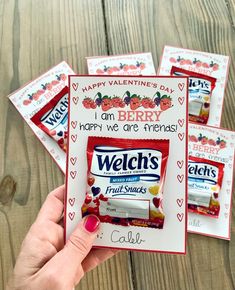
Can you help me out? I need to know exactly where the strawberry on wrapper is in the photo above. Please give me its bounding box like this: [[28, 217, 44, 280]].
[[188, 156, 225, 218], [171, 66, 216, 124], [82, 137, 170, 229], [31, 86, 69, 152]]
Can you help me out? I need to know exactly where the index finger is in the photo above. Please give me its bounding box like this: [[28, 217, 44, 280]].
[[36, 184, 65, 223]]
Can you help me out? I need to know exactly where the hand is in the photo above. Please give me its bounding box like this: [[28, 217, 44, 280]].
[[7, 185, 118, 290]]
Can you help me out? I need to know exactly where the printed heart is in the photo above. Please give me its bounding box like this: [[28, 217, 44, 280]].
[[70, 171, 77, 179], [178, 83, 185, 91], [177, 160, 184, 169], [71, 134, 77, 142], [176, 198, 183, 207], [225, 203, 229, 210], [69, 198, 75, 206], [178, 119, 184, 127], [229, 156, 233, 160], [72, 83, 78, 91], [229, 164, 232, 169], [70, 157, 77, 165], [91, 186, 101, 196], [224, 213, 228, 219], [177, 175, 184, 183], [55, 156, 60, 160], [227, 189, 230, 194], [71, 121, 77, 129], [42, 137, 46, 142], [72, 96, 79, 105], [227, 180, 231, 185], [50, 149, 55, 154], [57, 131, 63, 137], [230, 143, 234, 148], [231, 135, 235, 139], [178, 133, 185, 141], [177, 213, 184, 222], [68, 212, 75, 220], [178, 96, 185, 105]]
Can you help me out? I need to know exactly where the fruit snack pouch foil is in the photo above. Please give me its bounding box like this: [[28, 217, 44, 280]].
[[31, 86, 68, 152], [82, 137, 170, 228], [188, 156, 224, 218], [171, 66, 216, 124]]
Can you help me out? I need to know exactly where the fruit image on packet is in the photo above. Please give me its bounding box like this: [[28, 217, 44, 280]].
[[171, 66, 216, 124], [188, 156, 224, 218], [31, 86, 68, 152], [81, 137, 169, 229]]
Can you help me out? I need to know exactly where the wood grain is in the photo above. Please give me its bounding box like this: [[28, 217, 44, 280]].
[[0, 1, 132, 290], [104, 0, 235, 290], [0, 0, 234, 290]]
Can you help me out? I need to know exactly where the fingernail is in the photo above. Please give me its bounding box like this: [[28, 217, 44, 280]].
[[84, 215, 100, 233]]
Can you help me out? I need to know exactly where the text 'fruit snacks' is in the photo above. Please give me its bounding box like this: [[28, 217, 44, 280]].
[[31, 86, 68, 152], [171, 66, 216, 124], [188, 156, 224, 218], [81, 137, 169, 228]]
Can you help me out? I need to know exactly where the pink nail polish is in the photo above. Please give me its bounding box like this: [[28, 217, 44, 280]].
[[84, 215, 100, 233]]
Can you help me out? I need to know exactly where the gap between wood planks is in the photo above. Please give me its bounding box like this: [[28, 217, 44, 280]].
[[224, 0, 235, 30]]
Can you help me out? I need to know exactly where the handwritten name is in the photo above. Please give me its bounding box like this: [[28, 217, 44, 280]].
[[111, 230, 145, 245]]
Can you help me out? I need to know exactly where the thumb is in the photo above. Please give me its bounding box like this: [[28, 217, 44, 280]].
[[42, 215, 100, 286]]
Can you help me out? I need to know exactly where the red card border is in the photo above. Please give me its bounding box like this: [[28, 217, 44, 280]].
[[157, 45, 230, 127], [8, 61, 74, 174], [188, 122, 235, 240], [65, 74, 189, 255]]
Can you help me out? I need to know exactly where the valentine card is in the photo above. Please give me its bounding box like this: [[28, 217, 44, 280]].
[[87, 53, 156, 76], [66, 75, 188, 254], [188, 123, 234, 240], [158, 46, 230, 127], [8, 61, 75, 173]]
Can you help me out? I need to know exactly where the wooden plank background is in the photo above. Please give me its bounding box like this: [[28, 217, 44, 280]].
[[0, 0, 234, 289]]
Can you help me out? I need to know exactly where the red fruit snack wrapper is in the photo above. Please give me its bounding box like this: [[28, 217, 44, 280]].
[[31, 86, 68, 152], [82, 137, 170, 229], [188, 156, 224, 218], [171, 66, 216, 124]]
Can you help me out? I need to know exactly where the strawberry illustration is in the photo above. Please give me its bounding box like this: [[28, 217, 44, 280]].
[[96, 68, 104, 74], [169, 57, 177, 63], [202, 62, 209, 68], [219, 140, 226, 149], [129, 64, 137, 70], [112, 66, 120, 72], [160, 96, 172, 111], [60, 74, 67, 81], [23, 99, 32, 106], [37, 89, 45, 95], [189, 135, 198, 142], [123, 65, 129, 71], [111, 97, 122, 108], [51, 80, 59, 86], [46, 83, 53, 90], [119, 101, 125, 108], [107, 68, 114, 74], [90, 101, 97, 109], [186, 59, 193, 65], [32, 93, 40, 101], [196, 61, 202, 68], [179, 59, 186, 65], [130, 95, 141, 110], [101, 97, 112, 111], [213, 64, 219, 71], [148, 100, 156, 109], [201, 136, 208, 145], [82, 98, 92, 109], [208, 139, 216, 146], [141, 98, 150, 108]]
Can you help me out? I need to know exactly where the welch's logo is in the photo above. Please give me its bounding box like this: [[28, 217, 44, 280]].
[[188, 161, 218, 184], [91, 147, 162, 180], [41, 94, 68, 130]]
